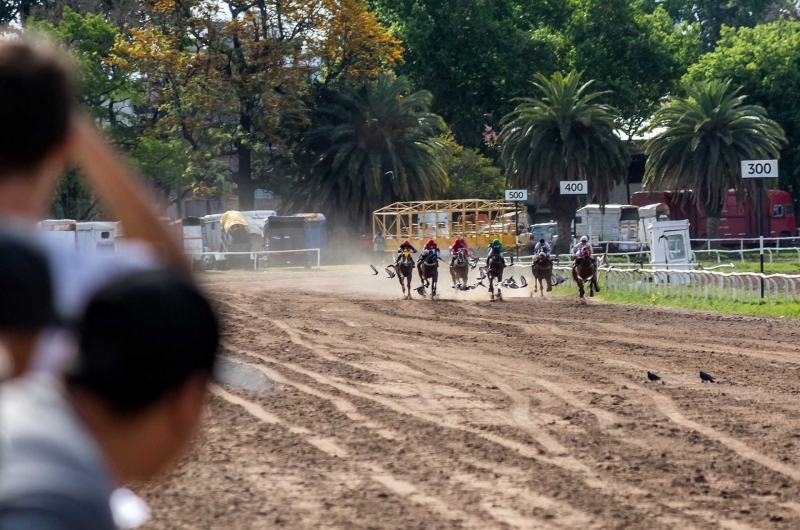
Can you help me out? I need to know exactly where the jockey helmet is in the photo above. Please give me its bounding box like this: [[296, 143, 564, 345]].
[[426, 238, 436, 246], [580, 236, 589, 243], [402, 239, 410, 245], [492, 238, 500, 245], [539, 238, 545, 244]]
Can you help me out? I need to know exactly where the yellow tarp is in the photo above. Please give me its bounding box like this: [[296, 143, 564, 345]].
[[220, 211, 248, 233]]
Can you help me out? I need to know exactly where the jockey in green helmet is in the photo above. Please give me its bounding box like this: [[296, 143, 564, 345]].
[[486, 238, 504, 265]]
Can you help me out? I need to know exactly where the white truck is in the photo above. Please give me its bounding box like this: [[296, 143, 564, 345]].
[[575, 204, 640, 251], [638, 203, 692, 271]]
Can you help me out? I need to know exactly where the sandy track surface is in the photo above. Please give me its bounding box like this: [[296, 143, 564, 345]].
[[141, 269, 800, 529]]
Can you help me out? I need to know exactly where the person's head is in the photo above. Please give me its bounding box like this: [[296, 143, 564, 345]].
[[402, 239, 409, 246], [66, 270, 219, 482], [0, 230, 57, 379], [427, 238, 435, 246], [0, 39, 77, 220], [492, 238, 500, 246], [580, 236, 589, 244], [539, 238, 545, 245]]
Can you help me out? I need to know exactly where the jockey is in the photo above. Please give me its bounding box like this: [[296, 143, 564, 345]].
[[486, 238, 504, 265], [533, 238, 551, 265], [418, 238, 440, 264], [571, 236, 594, 266], [395, 239, 417, 265], [449, 237, 469, 264]]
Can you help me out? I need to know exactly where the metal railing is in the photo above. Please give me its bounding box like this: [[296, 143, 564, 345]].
[[186, 248, 321, 270]]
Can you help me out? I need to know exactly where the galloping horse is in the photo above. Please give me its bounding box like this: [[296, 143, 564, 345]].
[[450, 248, 470, 290], [486, 252, 506, 301], [418, 252, 439, 298], [531, 250, 553, 297], [572, 246, 599, 299], [393, 249, 415, 299]]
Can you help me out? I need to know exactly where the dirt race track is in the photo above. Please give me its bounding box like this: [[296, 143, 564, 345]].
[[140, 268, 800, 529]]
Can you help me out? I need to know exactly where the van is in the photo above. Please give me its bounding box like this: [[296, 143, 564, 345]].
[[575, 204, 640, 251]]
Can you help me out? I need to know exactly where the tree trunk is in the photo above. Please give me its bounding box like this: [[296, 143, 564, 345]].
[[235, 111, 255, 211], [550, 193, 577, 255], [706, 216, 721, 249]]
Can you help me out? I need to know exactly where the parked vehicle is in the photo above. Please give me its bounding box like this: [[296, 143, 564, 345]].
[[574, 204, 640, 251], [631, 190, 797, 243], [263, 213, 326, 267], [37, 219, 77, 249], [76, 222, 117, 255]]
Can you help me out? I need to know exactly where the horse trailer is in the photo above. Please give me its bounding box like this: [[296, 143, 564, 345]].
[[574, 204, 640, 251], [263, 213, 326, 267], [76, 222, 117, 255]]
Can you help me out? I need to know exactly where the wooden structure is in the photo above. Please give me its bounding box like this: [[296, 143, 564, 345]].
[[372, 199, 527, 252]]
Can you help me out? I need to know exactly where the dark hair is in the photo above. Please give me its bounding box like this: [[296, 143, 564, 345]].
[[0, 229, 57, 330], [0, 40, 76, 178], [67, 270, 219, 415]]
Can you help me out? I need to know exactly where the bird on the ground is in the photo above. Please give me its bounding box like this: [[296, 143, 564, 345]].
[[647, 371, 661, 382], [520, 276, 528, 288], [700, 371, 715, 383], [370, 264, 379, 275]]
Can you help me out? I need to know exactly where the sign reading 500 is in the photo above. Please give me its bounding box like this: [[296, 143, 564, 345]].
[[504, 189, 528, 201], [559, 180, 588, 195]]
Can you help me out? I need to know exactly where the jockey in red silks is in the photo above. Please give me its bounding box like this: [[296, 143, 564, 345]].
[[571, 236, 595, 267], [419, 238, 440, 264], [449, 237, 469, 264]]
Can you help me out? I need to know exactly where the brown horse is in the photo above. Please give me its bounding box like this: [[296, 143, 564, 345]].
[[418, 252, 439, 298], [450, 248, 470, 290], [486, 252, 506, 301], [531, 250, 553, 297], [392, 249, 415, 299], [456, 213, 490, 225], [572, 246, 599, 299]]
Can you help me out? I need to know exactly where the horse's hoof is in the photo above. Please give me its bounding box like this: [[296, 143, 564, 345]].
[[589, 291, 594, 298], [547, 287, 552, 292]]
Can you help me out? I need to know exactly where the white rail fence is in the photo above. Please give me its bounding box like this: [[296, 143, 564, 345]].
[[512, 262, 800, 305], [187, 249, 321, 270]]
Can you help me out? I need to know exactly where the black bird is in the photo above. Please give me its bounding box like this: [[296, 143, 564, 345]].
[[700, 371, 715, 383], [415, 286, 426, 296], [370, 264, 379, 275], [520, 276, 528, 288], [647, 371, 661, 382]]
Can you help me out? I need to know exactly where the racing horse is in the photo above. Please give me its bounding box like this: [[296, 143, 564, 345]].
[[486, 252, 506, 301], [393, 249, 415, 299], [531, 250, 553, 297], [450, 248, 470, 290], [572, 246, 599, 299], [418, 251, 439, 298]]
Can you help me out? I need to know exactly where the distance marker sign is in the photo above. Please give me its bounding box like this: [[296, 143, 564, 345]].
[[741, 160, 778, 179], [560, 181, 587, 194], [504, 189, 528, 202]]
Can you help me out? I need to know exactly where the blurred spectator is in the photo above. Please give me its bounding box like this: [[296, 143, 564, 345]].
[[0, 231, 57, 380], [0, 38, 189, 374], [0, 269, 219, 529]]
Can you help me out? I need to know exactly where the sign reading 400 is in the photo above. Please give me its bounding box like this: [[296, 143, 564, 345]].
[[560, 180, 588, 195]]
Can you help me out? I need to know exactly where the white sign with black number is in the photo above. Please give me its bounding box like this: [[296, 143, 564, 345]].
[[504, 189, 528, 202], [741, 160, 778, 179], [560, 180, 588, 195]]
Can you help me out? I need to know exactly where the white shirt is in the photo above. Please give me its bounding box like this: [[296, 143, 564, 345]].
[[572, 242, 592, 257]]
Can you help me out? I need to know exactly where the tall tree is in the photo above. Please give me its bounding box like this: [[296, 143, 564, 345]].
[[369, 0, 565, 148], [644, 79, 786, 243], [642, 0, 783, 49], [498, 71, 628, 253], [685, 20, 800, 199], [113, 0, 403, 210], [296, 74, 447, 226], [437, 135, 505, 200]]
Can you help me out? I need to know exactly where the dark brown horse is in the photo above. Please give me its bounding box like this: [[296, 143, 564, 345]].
[[418, 251, 439, 298], [393, 249, 415, 299], [572, 246, 599, 299], [486, 252, 505, 301], [450, 248, 470, 290], [531, 250, 553, 297]]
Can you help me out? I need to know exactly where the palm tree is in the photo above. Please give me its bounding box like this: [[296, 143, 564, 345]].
[[298, 74, 448, 226], [498, 71, 628, 253], [644, 79, 786, 244]]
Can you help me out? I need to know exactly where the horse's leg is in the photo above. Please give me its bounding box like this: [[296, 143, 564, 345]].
[[489, 276, 494, 300], [546, 272, 552, 292]]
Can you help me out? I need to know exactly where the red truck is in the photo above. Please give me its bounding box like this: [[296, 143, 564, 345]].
[[631, 190, 797, 242]]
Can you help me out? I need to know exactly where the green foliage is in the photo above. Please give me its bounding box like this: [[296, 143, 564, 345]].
[[565, 0, 701, 134], [685, 20, 800, 196], [643, 0, 781, 49], [297, 74, 448, 224], [437, 135, 504, 200], [499, 71, 628, 251], [644, 79, 786, 226], [369, 0, 565, 147]]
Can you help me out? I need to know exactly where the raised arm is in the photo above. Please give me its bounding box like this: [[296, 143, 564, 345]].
[[70, 119, 189, 276]]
